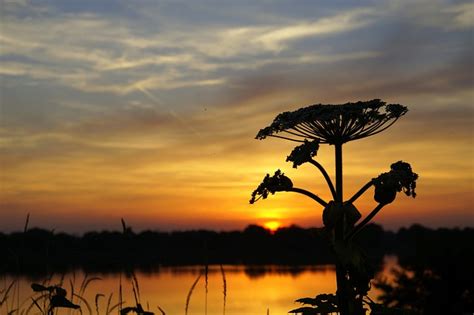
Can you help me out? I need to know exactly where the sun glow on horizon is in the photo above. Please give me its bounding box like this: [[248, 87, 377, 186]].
[[263, 220, 282, 232]]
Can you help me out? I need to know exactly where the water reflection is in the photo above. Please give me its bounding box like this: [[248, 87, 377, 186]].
[[1, 263, 392, 315]]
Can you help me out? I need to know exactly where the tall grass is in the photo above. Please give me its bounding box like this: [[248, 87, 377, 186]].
[[184, 272, 201, 315], [0, 280, 16, 314], [2, 264, 236, 315], [220, 264, 226, 315], [157, 305, 166, 315]]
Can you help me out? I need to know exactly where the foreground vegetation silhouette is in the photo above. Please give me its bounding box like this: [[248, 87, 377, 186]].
[[375, 225, 474, 315], [250, 99, 418, 315]]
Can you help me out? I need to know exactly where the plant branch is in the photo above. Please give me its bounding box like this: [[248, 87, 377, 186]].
[[287, 187, 328, 207], [345, 203, 386, 241], [269, 134, 305, 143], [308, 159, 337, 200], [348, 180, 374, 204]]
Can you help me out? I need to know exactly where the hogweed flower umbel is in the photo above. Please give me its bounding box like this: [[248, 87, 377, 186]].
[[373, 161, 418, 205], [250, 170, 293, 204], [256, 99, 407, 144], [286, 139, 320, 168]]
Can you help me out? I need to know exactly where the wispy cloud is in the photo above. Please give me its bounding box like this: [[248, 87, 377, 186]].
[[0, 4, 383, 94], [443, 2, 474, 29], [254, 8, 376, 51], [385, 0, 474, 30]]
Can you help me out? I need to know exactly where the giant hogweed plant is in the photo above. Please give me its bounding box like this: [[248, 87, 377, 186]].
[[250, 100, 418, 315]]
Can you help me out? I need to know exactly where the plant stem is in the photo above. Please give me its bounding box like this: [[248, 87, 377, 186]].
[[334, 143, 349, 315], [287, 187, 328, 207], [348, 180, 374, 204], [335, 144, 343, 204], [308, 159, 337, 200], [346, 203, 385, 241]]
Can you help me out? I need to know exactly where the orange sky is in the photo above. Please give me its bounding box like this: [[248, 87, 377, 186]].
[[0, 1, 473, 233]]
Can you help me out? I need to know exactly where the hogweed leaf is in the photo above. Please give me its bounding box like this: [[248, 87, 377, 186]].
[[50, 295, 80, 309], [31, 283, 48, 292]]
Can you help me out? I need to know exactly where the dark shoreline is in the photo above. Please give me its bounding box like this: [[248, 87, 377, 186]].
[[1, 224, 473, 276]]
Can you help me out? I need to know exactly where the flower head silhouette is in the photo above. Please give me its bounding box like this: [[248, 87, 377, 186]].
[[256, 99, 407, 144], [250, 170, 293, 204], [286, 139, 320, 168], [373, 161, 418, 205]]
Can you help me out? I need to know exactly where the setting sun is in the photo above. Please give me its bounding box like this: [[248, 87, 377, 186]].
[[263, 220, 282, 232]]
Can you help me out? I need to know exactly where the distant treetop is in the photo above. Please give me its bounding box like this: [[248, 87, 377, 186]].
[[256, 99, 408, 144]]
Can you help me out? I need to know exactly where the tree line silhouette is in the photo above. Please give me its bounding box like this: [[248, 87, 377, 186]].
[[1, 224, 472, 275]]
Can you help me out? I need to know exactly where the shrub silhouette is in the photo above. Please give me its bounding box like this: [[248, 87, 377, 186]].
[[250, 99, 418, 315], [375, 225, 474, 315]]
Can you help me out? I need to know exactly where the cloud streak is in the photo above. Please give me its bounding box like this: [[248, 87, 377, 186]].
[[0, 4, 382, 94]]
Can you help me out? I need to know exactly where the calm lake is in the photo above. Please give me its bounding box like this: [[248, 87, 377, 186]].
[[1, 257, 397, 315]]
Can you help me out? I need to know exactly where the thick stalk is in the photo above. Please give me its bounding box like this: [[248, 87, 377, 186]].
[[334, 143, 349, 315], [335, 144, 343, 204]]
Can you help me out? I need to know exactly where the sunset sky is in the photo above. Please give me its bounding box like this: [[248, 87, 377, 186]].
[[1, 0, 473, 233]]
